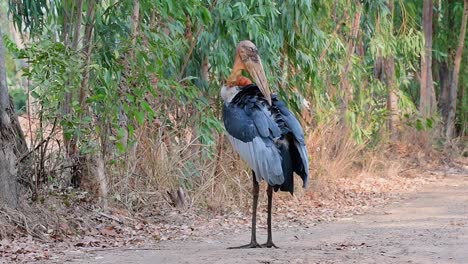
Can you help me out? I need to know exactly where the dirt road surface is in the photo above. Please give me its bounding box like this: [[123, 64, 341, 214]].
[[69, 172, 468, 264]]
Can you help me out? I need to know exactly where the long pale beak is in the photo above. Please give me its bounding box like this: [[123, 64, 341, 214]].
[[244, 57, 272, 105]]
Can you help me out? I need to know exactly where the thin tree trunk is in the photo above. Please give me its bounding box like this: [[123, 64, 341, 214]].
[[65, 0, 84, 187], [118, 0, 140, 150], [75, 0, 107, 207], [279, 44, 289, 91], [117, 0, 141, 199], [62, 5, 70, 46], [440, 0, 454, 124], [87, 1, 108, 208], [72, 0, 84, 51], [439, 61, 452, 121], [201, 55, 210, 83], [373, 54, 384, 80], [63, 0, 83, 144], [79, 0, 96, 107], [64, 0, 83, 161], [445, 0, 468, 140], [340, 2, 362, 118], [420, 0, 436, 117], [385, 56, 398, 139], [130, 0, 140, 49], [383, 0, 399, 139], [86, 148, 108, 209]]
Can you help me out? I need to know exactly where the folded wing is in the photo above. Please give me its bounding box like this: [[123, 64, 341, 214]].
[[223, 84, 309, 190]]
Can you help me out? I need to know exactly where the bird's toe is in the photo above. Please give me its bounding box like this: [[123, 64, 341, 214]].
[[261, 241, 278, 248], [227, 242, 262, 249]]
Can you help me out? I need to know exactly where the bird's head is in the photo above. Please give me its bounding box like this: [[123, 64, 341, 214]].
[[227, 40, 271, 105]]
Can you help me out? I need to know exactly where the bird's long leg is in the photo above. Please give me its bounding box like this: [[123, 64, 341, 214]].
[[228, 171, 261, 249], [262, 185, 278, 248]]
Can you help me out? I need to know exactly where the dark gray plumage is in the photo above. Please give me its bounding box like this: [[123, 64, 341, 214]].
[[223, 84, 309, 193]]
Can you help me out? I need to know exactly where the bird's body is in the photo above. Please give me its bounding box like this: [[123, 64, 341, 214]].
[[221, 40, 309, 249], [221, 84, 308, 193]]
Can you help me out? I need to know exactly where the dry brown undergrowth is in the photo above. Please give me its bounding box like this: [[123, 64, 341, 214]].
[[1, 117, 459, 262]]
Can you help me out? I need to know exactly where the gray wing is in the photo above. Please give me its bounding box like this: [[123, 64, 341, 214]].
[[294, 140, 309, 187], [274, 98, 309, 187], [223, 102, 284, 186], [227, 135, 284, 186]]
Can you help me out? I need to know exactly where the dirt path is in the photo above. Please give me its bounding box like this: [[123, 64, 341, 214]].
[[69, 172, 468, 264]]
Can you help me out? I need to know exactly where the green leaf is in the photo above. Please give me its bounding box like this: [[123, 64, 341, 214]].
[[200, 7, 212, 25], [31, 90, 41, 99], [135, 111, 145, 125], [415, 119, 423, 131], [425, 118, 433, 129]]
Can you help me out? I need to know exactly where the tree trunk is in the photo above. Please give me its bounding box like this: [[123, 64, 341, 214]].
[[79, 0, 96, 108], [201, 55, 210, 83], [445, 0, 468, 140], [340, 2, 362, 119], [0, 127, 19, 208], [385, 56, 398, 139], [62, 0, 84, 188], [420, 0, 436, 117], [439, 61, 452, 122], [0, 28, 24, 208], [64, 0, 84, 158], [72, 0, 107, 207], [81, 145, 108, 209], [439, 0, 454, 127], [130, 0, 140, 49], [385, 0, 399, 140], [118, 0, 140, 150], [71, 0, 84, 51], [114, 0, 141, 199], [84, 1, 107, 208]]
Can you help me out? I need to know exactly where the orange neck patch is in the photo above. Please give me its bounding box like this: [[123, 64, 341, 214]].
[[236, 76, 252, 86], [226, 74, 252, 87], [226, 54, 252, 87]]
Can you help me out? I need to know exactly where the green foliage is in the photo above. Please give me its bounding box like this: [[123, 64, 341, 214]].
[[9, 88, 27, 114], [15, 38, 85, 135], [8, 0, 49, 37], [6, 0, 466, 159]]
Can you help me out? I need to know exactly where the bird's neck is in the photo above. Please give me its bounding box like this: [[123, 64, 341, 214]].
[[227, 75, 252, 87], [226, 55, 252, 87]]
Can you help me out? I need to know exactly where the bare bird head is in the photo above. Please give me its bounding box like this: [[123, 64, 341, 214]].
[[227, 40, 272, 105]]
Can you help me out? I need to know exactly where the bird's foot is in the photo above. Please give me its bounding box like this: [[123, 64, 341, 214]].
[[227, 242, 262, 249], [261, 241, 278, 248]]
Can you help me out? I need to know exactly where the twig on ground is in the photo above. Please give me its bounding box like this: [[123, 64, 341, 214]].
[[98, 212, 124, 224], [0, 207, 50, 242]]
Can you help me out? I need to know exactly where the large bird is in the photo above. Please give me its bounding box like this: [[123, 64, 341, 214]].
[[221, 40, 309, 248]]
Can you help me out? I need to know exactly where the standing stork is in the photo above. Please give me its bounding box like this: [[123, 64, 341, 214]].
[[221, 40, 309, 248]]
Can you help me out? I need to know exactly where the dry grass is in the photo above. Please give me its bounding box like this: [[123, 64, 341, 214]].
[[8, 110, 454, 238], [15, 110, 449, 216], [2, 110, 456, 252], [106, 118, 437, 215], [0, 191, 97, 241], [306, 122, 365, 181], [113, 119, 375, 213], [299, 120, 449, 204], [106, 123, 253, 212]]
